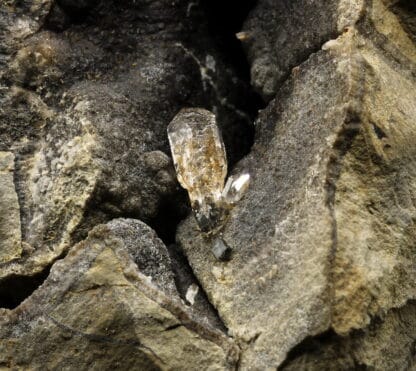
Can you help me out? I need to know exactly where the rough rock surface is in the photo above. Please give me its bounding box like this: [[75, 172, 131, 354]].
[[177, 0, 416, 368], [0, 219, 238, 369], [1, 0, 416, 369], [241, 0, 416, 101], [0, 0, 254, 282], [0, 152, 22, 263]]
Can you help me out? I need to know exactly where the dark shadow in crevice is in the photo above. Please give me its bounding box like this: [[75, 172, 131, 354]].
[[0, 265, 51, 309], [198, 0, 265, 166], [199, 0, 258, 85], [44, 0, 99, 31], [167, 243, 228, 332], [278, 330, 340, 370], [278, 329, 369, 371], [147, 189, 190, 246], [390, 0, 416, 43], [395, 0, 416, 13]]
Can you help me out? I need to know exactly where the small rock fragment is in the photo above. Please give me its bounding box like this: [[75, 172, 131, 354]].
[[211, 237, 232, 261], [222, 173, 250, 205], [185, 283, 199, 305]]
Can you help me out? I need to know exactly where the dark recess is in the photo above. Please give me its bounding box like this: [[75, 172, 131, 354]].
[[390, 0, 416, 42], [199, 0, 258, 84], [0, 266, 51, 309], [278, 330, 336, 370], [397, 0, 416, 13], [150, 0, 263, 246], [148, 189, 190, 246], [167, 243, 227, 331], [199, 0, 264, 118], [44, 0, 98, 31]]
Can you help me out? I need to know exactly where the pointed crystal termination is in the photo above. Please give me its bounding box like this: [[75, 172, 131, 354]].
[[167, 108, 228, 232], [221, 173, 250, 205]]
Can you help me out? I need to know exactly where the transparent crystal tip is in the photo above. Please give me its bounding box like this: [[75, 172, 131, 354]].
[[222, 173, 250, 205]]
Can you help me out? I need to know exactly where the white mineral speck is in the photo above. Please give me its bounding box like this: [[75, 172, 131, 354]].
[[185, 284, 199, 305]]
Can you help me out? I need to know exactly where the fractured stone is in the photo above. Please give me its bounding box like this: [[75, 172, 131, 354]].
[[0, 152, 22, 263], [178, 1, 416, 368]]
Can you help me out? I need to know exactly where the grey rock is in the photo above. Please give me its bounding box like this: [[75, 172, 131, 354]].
[[177, 0, 416, 368], [0, 0, 254, 281], [1, 0, 415, 369], [242, 0, 416, 101], [0, 220, 238, 370], [168, 243, 227, 331], [240, 0, 337, 100], [211, 237, 232, 261], [280, 301, 416, 370], [107, 218, 177, 296]]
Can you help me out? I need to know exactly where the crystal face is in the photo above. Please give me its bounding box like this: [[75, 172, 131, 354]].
[[222, 173, 250, 205], [168, 108, 249, 233]]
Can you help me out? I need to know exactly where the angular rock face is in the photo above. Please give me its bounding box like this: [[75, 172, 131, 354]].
[[0, 152, 22, 263], [241, 0, 341, 100], [0, 0, 254, 281], [241, 0, 416, 101], [1, 0, 416, 369], [177, 0, 416, 368], [0, 219, 238, 369]]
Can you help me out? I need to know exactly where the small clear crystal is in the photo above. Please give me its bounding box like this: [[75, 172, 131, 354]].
[[168, 108, 250, 235], [168, 108, 227, 231], [221, 173, 250, 205]]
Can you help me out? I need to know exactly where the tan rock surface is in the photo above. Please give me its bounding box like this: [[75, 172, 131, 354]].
[[177, 1, 416, 368], [0, 0, 415, 369], [0, 220, 238, 370], [0, 152, 22, 263]]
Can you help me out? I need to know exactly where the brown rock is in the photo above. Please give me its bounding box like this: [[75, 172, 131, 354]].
[[0, 219, 238, 370], [177, 1, 416, 368]]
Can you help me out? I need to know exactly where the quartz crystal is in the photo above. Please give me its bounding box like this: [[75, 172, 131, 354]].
[[221, 173, 250, 205], [168, 108, 227, 231], [168, 108, 250, 233]]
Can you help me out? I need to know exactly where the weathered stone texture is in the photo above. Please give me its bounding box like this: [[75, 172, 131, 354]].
[[177, 0, 416, 368], [0, 219, 238, 370], [0, 152, 22, 263], [280, 301, 416, 370], [0, 0, 253, 281], [241, 0, 416, 101], [0, 0, 415, 369]]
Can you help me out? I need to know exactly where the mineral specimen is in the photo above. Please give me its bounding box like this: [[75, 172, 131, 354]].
[[222, 173, 250, 205], [168, 108, 250, 234], [211, 237, 232, 261], [168, 108, 228, 232]]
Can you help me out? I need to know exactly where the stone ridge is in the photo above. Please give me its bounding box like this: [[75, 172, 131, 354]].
[[0, 0, 253, 283], [177, 0, 416, 368], [0, 152, 22, 264], [0, 219, 239, 370]]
